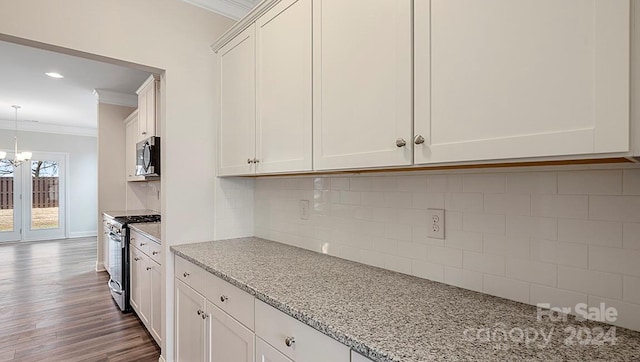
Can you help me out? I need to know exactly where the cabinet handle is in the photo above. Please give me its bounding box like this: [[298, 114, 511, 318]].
[[134, 257, 140, 261], [183, 272, 190, 278], [140, 243, 146, 246], [396, 138, 407, 147], [201, 313, 207, 320], [247, 158, 253, 164], [414, 135, 425, 145], [253, 158, 260, 164], [284, 337, 295, 347], [152, 251, 159, 255], [142, 131, 147, 135], [220, 295, 228, 303], [197, 309, 203, 316], [146, 267, 152, 271]]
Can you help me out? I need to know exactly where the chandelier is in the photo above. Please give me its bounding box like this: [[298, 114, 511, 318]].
[[1, 105, 32, 167]]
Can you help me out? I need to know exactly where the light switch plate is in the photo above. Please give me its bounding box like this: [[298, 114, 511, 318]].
[[427, 208, 445, 239]]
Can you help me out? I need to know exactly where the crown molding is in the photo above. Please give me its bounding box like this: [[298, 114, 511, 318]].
[[184, 0, 257, 20], [92, 89, 138, 107], [0, 119, 97, 137], [211, 0, 281, 52]]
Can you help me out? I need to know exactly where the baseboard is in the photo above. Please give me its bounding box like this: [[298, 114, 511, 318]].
[[69, 231, 98, 238], [95, 261, 106, 272]]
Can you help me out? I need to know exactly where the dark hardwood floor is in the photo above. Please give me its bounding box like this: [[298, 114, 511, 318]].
[[0, 237, 160, 362]]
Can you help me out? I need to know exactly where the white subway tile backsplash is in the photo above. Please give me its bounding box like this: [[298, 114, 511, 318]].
[[444, 267, 483, 293], [558, 266, 622, 299], [531, 239, 588, 268], [530, 285, 588, 310], [623, 223, 640, 250], [445, 230, 483, 252], [557, 170, 622, 195], [411, 193, 445, 209], [623, 169, 640, 195], [557, 219, 623, 248], [506, 172, 557, 194], [412, 260, 444, 282], [589, 246, 640, 277], [506, 258, 556, 287], [623, 276, 640, 304], [587, 296, 640, 332], [590, 196, 640, 223], [463, 251, 505, 276], [254, 169, 640, 332], [483, 275, 530, 304], [484, 234, 530, 259], [462, 174, 505, 193], [445, 193, 483, 212], [506, 215, 557, 240], [531, 195, 588, 219], [463, 213, 505, 235], [484, 193, 531, 215], [427, 245, 462, 267], [397, 175, 428, 192]]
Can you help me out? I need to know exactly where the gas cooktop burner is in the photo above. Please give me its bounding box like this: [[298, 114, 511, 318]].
[[114, 214, 161, 225]]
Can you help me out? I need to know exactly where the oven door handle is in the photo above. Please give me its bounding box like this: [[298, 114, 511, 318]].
[[108, 278, 123, 295]]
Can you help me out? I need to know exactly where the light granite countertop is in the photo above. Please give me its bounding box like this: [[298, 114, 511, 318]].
[[171, 237, 640, 362], [129, 222, 161, 244]]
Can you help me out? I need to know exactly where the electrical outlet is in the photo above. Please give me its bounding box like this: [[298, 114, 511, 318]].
[[427, 208, 445, 239], [300, 200, 310, 220]]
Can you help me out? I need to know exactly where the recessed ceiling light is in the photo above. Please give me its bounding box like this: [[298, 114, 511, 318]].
[[45, 72, 64, 79]]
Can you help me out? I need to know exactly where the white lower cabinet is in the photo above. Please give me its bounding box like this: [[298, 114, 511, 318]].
[[130, 233, 162, 346], [256, 337, 292, 362], [149, 260, 162, 344], [175, 280, 206, 362], [207, 300, 254, 362], [175, 256, 352, 362]]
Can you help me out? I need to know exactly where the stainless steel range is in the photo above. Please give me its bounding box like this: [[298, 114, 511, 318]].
[[104, 213, 161, 312]]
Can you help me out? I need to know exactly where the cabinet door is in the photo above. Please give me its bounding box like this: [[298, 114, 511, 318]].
[[103, 220, 110, 273], [150, 259, 163, 345], [176, 280, 206, 362], [125, 112, 144, 181], [414, 0, 630, 164], [139, 253, 151, 326], [129, 246, 142, 316], [255, 0, 312, 174], [313, 0, 412, 170], [206, 300, 254, 362], [137, 87, 148, 142], [219, 25, 256, 176], [255, 337, 293, 362]]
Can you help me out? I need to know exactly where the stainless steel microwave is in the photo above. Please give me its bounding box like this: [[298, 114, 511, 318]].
[[136, 136, 160, 177]]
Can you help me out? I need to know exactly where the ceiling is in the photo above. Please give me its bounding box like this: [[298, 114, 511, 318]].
[[0, 40, 151, 135], [183, 0, 260, 20]]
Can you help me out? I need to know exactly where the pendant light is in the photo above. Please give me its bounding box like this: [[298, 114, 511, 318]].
[[6, 105, 32, 167]]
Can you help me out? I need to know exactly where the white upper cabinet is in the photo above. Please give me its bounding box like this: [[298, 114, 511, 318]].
[[124, 111, 144, 182], [312, 0, 413, 170], [414, 0, 631, 164], [136, 75, 159, 143], [219, 25, 257, 176], [255, 0, 313, 173]]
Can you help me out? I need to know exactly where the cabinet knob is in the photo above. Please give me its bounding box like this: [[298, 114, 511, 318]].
[[131, 237, 136, 242], [183, 272, 190, 278], [247, 158, 253, 164], [396, 138, 407, 148], [152, 251, 159, 255], [146, 267, 152, 271], [253, 158, 260, 164], [201, 313, 207, 320], [284, 337, 295, 347], [142, 131, 147, 135], [134, 257, 140, 261], [197, 309, 203, 316], [414, 135, 425, 145], [220, 295, 228, 303], [140, 243, 146, 246]]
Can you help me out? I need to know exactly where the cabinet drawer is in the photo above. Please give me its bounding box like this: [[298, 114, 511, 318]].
[[130, 230, 150, 255], [255, 300, 349, 362], [148, 241, 162, 264], [202, 274, 254, 331], [175, 256, 207, 293]]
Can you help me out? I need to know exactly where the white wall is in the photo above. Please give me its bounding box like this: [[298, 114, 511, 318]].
[[0, 2, 235, 360], [255, 167, 640, 332], [0, 129, 97, 237]]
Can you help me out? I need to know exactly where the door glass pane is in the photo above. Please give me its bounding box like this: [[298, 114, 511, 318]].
[[0, 160, 15, 232], [31, 160, 59, 230]]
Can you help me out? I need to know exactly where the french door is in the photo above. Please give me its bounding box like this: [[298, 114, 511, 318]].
[[0, 152, 66, 242]]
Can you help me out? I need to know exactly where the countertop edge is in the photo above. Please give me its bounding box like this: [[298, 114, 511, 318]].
[[170, 245, 391, 362], [129, 223, 161, 244]]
